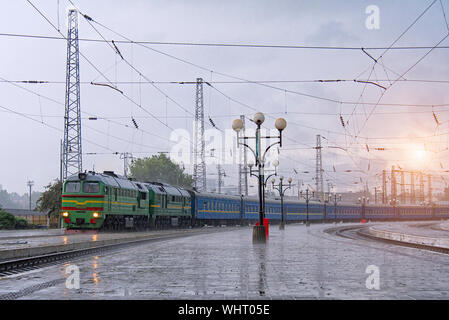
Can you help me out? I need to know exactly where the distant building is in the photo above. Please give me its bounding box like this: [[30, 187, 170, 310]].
[[3, 208, 51, 227]]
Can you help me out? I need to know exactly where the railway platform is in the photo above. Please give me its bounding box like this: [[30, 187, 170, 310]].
[[367, 220, 449, 250], [1, 221, 449, 300], [0, 227, 233, 262]]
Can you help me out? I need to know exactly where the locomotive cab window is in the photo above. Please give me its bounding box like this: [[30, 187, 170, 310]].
[[65, 181, 80, 193], [83, 182, 100, 193]]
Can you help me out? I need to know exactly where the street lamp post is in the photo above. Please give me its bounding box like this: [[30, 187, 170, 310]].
[[358, 197, 369, 221], [232, 113, 287, 243], [332, 193, 342, 224], [299, 188, 314, 227], [262, 159, 279, 213], [272, 176, 293, 230]]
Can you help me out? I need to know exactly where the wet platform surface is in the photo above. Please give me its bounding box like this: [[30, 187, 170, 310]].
[[1, 222, 449, 300], [0, 228, 200, 252]]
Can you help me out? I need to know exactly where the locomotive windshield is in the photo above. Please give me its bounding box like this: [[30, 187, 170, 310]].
[[65, 181, 80, 193], [83, 182, 100, 193]]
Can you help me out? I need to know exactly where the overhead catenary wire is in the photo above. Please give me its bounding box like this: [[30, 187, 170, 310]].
[[2, 31, 449, 50]]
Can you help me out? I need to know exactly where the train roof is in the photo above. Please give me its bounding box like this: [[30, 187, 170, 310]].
[[66, 171, 137, 189], [194, 192, 242, 201], [144, 182, 190, 197], [66, 171, 191, 197]]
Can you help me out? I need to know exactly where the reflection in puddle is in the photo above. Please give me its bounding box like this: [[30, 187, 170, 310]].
[[253, 244, 268, 296], [91, 234, 98, 242], [92, 256, 99, 285], [62, 236, 68, 245]]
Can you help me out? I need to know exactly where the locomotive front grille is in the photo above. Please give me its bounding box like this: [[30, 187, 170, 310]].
[[76, 218, 85, 225]]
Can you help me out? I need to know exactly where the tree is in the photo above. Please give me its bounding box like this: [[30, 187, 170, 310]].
[[36, 179, 62, 226], [129, 154, 193, 188], [0, 210, 16, 229]]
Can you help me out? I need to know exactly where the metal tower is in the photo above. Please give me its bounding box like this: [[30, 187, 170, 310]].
[[238, 115, 248, 196], [410, 172, 415, 204], [120, 152, 134, 177], [382, 170, 387, 204], [62, 9, 82, 181], [315, 134, 324, 201], [391, 166, 397, 202], [193, 78, 206, 191]]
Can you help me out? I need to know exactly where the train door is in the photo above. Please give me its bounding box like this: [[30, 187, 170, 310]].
[[104, 186, 111, 212]]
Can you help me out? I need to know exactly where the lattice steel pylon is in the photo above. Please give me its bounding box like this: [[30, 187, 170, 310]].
[[238, 115, 248, 196], [193, 78, 206, 191], [62, 9, 82, 182], [315, 134, 324, 201]]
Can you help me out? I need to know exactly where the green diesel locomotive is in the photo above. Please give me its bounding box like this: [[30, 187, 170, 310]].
[[61, 171, 191, 230]]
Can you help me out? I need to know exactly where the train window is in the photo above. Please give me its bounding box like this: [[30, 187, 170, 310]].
[[65, 182, 80, 193], [140, 192, 147, 200], [83, 182, 100, 193], [172, 196, 175, 202]]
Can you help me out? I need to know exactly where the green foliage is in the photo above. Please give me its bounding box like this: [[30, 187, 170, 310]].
[[36, 179, 62, 221], [14, 218, 29, 229], [130, 154, 193, 188], [0, 210, 18, 229]]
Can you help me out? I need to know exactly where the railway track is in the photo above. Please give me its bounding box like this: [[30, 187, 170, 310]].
[[328, 224, 449, 255], [0, 226, 242, 277]]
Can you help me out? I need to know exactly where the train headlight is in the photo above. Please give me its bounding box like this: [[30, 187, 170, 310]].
[[92, 212, 100, 218], [62, 212, 69, 217]]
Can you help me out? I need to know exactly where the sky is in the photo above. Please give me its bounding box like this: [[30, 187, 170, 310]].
[[0, 0, 448, 197]]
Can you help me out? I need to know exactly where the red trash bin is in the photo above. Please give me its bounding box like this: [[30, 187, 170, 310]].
[[255, 218, 269, 238]]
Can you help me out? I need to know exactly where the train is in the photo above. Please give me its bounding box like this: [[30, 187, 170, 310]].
[[60, 171, 449, 230]]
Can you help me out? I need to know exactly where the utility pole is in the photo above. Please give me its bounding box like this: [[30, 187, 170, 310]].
[[193, 78, 206, 192], [315, 134, 324, 201], [382, 170, 387, 204], [62, 9, 82, 182], [217, 164, 226, 194], [428, 174, 432, 204], [238, 115, 248, 196], [27, 180, 34, 211], [410, 172, 415, 204]]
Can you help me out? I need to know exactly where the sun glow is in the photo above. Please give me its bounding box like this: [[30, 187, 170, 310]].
[[408, 145, 430, 168]]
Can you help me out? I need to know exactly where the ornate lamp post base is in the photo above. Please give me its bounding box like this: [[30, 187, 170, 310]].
[[306, 221, 310, 227], [253, 225, 267, 243], [279, 222, 285, 230]]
